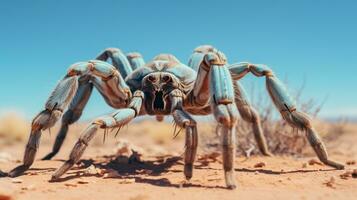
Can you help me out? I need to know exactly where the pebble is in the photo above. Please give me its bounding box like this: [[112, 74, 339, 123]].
[[346, 160, 356, 165], [11, 179, 23, 184], [118, 179, 135, 184], [254, 162, 266, 168], [308, 159, 323, 166], [64, 183, 77, 187], [0, 194, 12, 200], [77, 180, 89, 184]]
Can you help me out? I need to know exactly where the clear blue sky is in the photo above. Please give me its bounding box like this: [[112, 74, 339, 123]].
[[0, 0, 356, 120]]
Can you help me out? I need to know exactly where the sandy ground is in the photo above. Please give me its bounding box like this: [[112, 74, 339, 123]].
[[0, 121, 356, 200]]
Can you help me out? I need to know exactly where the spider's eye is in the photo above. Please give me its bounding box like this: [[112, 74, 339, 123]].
[[162, 75, 171, 83], [148, 75, 157, 82]]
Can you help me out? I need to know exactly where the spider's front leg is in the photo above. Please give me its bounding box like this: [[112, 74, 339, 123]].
[[229, 62, 345, 170], [9, 60, 131, 177], [186, 48, 239, 189], [170, 90, 198, 180], [51, 91, 144, 180]]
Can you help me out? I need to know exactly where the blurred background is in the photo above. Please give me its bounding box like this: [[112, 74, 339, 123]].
[[0, 0, 356, 148]]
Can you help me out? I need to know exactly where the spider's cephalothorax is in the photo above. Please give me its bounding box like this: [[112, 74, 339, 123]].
[[9, 45, 344, 189], [126, 55, 196, 115]]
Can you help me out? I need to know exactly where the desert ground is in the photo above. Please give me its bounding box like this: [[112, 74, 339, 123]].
[[0, 117, 356, 200]]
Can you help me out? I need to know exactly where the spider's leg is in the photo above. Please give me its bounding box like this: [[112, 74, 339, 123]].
[[51, 91, 143, 180], [9, 61, 131, 177], [187, 46, 209, 71], [185, 45, 239, 189], [8, 75, 79, 177], [234, 81, 272, 156], [229, 62, 344, 169], [96, 48, 134, 78], [172, 110, 197, 180], [42, 82, 94, 160], [126, 52, 145, 70], [170, 89, 197, 180]]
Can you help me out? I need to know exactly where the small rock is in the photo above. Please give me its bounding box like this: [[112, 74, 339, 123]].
[[64, 183, 77, 187], [77, 180, 89, 184], [308, 159, 323, 166], [254, 162, 266, 168], [83, 165, 103, 176], [118, 178, 135, 184], [27, 172, 38, 176], [0, 194, 12, 200], [340, 171, 352, 179], [199, 152, 220, 162], [115, 140, 144, 157], [302, 163, 308, 168], [339, 170, 357, 179], [324, 177, 336, 189], [346, 160, 356, 165], [21, 185, 35, 191], [11, 178, 23, 184]]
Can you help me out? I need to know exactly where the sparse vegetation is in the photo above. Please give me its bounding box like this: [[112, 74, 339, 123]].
[[0, 112, 30, 146]]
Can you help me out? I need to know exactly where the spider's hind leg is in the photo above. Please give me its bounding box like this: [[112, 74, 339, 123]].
[[229, 63, 344, 169], [234, 81, 272, 156], [265, 69, 344, 169]]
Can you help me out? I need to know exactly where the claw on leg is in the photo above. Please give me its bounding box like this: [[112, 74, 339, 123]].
[[51, 124, 98, 181], [306, 127, 345, 169], [9, 129, 41, 177]]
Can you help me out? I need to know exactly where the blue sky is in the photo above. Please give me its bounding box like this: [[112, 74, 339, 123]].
[[0, 0, 356, 120]]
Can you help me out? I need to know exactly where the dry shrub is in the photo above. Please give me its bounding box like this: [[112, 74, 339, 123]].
[[203, 80, 348, 157], [235, 81, 348, 156], [0, 112, 30, 146]]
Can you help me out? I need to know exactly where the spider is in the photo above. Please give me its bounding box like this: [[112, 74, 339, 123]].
[[9, 45, 344, 189]]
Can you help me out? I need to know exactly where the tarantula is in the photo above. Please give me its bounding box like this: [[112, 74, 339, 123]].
[[9, 45, 344, 189]]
